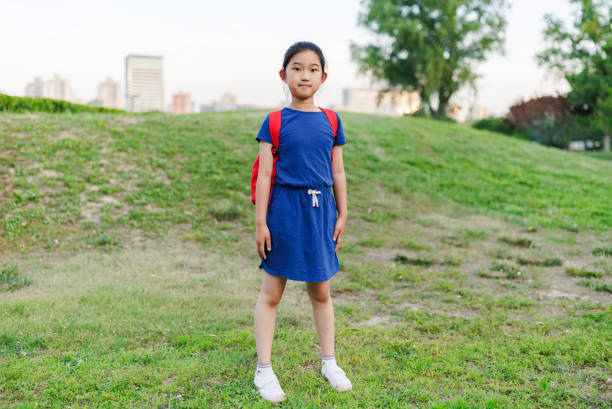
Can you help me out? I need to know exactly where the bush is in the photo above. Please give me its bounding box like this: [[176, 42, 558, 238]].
[[506, 96, 570, 130], [0, 93, 124, 114], [503, 95, 604, 149], [472, 117, 515, 135], [524, 117, 569, 149]]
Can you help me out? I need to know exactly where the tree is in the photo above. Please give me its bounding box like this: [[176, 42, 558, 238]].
[[350, 0, 509, 119], [594, 87, 612, 152], [536, 0, 612, 151]]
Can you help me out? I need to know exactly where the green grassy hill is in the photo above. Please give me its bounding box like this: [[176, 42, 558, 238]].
[[0, 110, 610, 254], [0, 110, 610, 408]]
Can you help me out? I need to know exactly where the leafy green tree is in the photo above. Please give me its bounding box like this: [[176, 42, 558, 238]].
[[536, 0, 612, 151], [350, 0, 509, 119], [594, 87, 612, 152]]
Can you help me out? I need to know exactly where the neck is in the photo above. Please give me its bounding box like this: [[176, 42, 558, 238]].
[[288, 98, 319, 112]]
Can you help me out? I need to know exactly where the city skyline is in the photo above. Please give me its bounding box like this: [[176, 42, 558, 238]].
[[1, 0, 575, 116]]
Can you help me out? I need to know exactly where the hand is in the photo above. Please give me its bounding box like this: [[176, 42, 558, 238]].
[[332, 216, 346, 253], [255, 224, 272, 260]]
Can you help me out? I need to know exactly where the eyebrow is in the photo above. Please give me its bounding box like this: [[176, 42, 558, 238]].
[[291, 62, 320, 67]]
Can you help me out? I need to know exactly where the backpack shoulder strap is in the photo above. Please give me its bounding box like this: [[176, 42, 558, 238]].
[[268, 110, 282, 150], [319, 107, 338, 137]]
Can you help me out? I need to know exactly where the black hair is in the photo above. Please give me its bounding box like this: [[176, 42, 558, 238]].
[[282, 41, 326, 74]]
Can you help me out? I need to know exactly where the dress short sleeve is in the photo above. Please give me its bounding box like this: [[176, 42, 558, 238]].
[[255, 114, 273, 144], [334, 112, 347, 146]]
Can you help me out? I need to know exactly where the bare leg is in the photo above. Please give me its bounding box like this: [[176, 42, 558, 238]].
[[254, 271, 287, 364], [306, 280, 334, 356]]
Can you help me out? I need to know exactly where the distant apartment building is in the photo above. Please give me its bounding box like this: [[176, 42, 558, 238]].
[[25, 76, 45, 98], [213, 92, 238, 111], [97, 77, 122, 109], [25, 74, 80, 103], [468, 104, 491, 121], [339, 88, 420, 116], [172, 92, 193, 114], [124, 54, 164, 112]]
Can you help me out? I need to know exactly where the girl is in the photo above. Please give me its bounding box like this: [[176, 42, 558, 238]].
[[252, 41, 351, 403]]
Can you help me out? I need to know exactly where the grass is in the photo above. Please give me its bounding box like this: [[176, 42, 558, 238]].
[[0, 110, 611, 408], [516, 256, 562, 267], [592, 246, 612, 257], [565, 267, 604, 279], [0, 264, 31, 292]]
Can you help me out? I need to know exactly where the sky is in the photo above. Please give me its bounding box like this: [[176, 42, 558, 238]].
[[0, 0, 576, 117]]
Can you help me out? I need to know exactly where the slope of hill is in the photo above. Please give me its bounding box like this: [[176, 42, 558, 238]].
[[0, 110, 610, 254]]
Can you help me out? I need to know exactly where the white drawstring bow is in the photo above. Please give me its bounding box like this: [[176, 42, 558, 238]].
[[307, 189, 321, 207]]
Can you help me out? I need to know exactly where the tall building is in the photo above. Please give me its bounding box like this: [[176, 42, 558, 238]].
[[340, 88, 420, 116], [124, 54, 164, 112], [25, 76, 45, 98], [97, 77, 122, 109], [25, 74, 80, 103], [172, 92, 193, 114], [212, 92, 238, 111]]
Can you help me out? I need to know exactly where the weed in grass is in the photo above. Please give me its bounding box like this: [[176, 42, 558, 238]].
[[392, 239, 431, 251], [592, 246, 612, 257], [577, 279, 612, 293], [499, 236, 535, 248], [87, 234, 121, 250], [516, 256, 562, 267], [441, 254, 462, 266], [207, 199, 242, 221], [358, 236, 385, 248], [490, 262, 523, 279], [0, 264, 32, 291], [394, 253, 436, 266], [565, 267, 603, 279], [441, 229, 488, 248], [491, 247, 513, 260]]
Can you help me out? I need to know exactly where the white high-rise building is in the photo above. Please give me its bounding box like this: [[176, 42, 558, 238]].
[[125, 54, 164, 112], [97, 77, 122, 109], [25, 76, 45, 98]]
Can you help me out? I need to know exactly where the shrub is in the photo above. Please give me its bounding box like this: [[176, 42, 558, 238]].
[[472, 117, 515, 135], [506, 95, 570, 130], [0, 93, 123, 114]]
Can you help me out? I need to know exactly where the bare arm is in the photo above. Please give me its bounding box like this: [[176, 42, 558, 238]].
[[255, 140, 274, 258], [331, 145, 347, 252]]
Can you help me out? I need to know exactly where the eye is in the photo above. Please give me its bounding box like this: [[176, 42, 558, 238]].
[[311, 69, 318, 72], [293, 67, 300, 71]]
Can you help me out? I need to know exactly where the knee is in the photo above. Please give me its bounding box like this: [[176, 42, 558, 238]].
[[308, 288, 330, 304], [260, 290, 283, 307]]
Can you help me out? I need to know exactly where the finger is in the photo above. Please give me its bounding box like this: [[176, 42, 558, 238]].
[[258, 241, 266, 260], [335, 237, 341, 252], [333, 228, 339, 241], [266, 234, 271, 251]]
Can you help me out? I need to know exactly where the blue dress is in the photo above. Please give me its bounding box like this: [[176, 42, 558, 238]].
[[255, 107, 347, 282]]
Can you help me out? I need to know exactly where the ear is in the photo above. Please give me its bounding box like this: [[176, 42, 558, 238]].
[[279, 69, 286, 83], [320, 71, 328, 84]]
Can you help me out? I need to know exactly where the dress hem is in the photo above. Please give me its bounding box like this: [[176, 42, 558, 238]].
[[259, 261, 338, 283]]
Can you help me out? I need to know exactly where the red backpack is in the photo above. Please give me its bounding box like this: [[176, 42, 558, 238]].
[[251, 107, 338, 205]]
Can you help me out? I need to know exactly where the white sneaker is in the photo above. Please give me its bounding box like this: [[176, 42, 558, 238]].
[[321, 362, 352, 392], [254, 369, 286, 403]]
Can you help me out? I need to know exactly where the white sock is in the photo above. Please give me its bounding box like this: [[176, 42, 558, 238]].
[[255, 363, 273, 377], [320, 355, 337, 368]]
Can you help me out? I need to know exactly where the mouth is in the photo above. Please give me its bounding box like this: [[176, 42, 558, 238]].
[[299, 84, 311, 87]]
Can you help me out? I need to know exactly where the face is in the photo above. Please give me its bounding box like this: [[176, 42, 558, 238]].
[[279, 49, 327, 101]]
